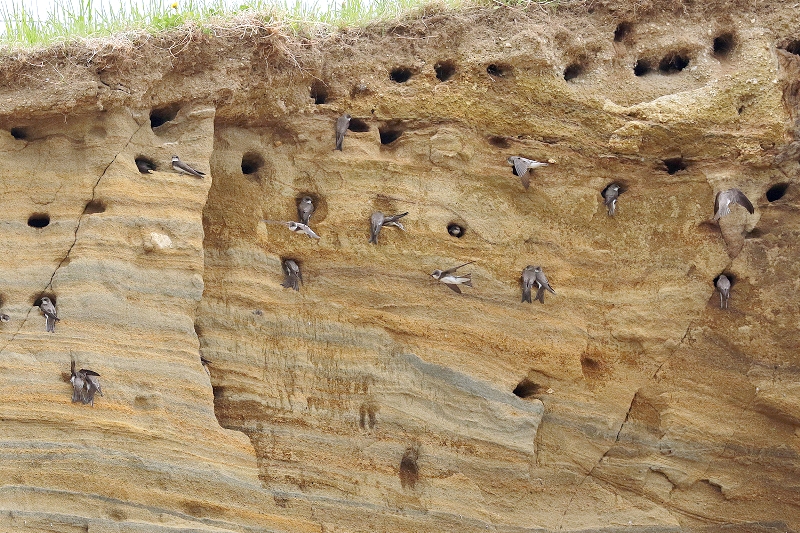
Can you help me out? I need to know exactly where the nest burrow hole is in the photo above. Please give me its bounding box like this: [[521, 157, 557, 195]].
[[399, 448, 419, 489], [487, 136, 510, 148], [512, 378, 542, 398], [663, 157, 687, 174], [83, 200, 106, 215], [434, 60, 456, 82], [447, 223, 465, 238], [634, 59, 652, 76], [614, 22, 633, 42], [766, 183, 789, 202], [310, 81, 328, 104], [347, 118, 370, 133], [564, 63, 585, 81], [28, 213, 50, 228], [241, 152, 265, 175], [486, 63, 512, 78], [389, 68, 413, 83], [379, 124, 404, 145], [658, 52, 690, 73], [135, 156, 156, 174], [149, 103, 181, 128], [10, 127, 28, 140], [782, 40, 800, 56], [713, 33, 736, 59]]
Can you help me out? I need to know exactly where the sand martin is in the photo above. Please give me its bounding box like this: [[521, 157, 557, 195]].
[[603, 184, 621, 216], [297, 196, 315, 225], [172, 155, 205, 178], [507, 156, 548, 190], [369, 211, 408, 244], [70, 359, 102, 406], [281, 259, 302, 291], [0, 314, 8, 322], [532, 266, 555, 304], [263, 220, 320, 239], [200, 355, 211, 375], [716, 275, 731, 309], [521, 265, 538, 304], [431, 261, 475, 294], [713, 188, 754, 220], [38, 296, 59, 333], [136, 159, 155, 174], [335, 113, 351, 151]]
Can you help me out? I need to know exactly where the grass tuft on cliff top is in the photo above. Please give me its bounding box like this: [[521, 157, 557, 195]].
[[0, 0, 560, 48]]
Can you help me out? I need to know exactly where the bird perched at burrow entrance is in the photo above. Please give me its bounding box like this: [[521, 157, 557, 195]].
[[507, 156, 548, 190], [297, 196, 315, 225], [713, 188, 754, 221], [135, 158, 155, 174], [521, 265, 538, 304], [70, 359, 103, 407], [38, 296, 59, 333], [281, 259, 302, 291], [369, 211, 409, 244], [0, 313, 9, 323], [172, 155, 205, 178], [263, 220, 320, 239], [531, 266, 555, 304], [335, 113, 351, 151], [430, 261, 475, 294], [200, 355, 212, 376], [716, 275, 731, 309], [603, 184, 622, 216]]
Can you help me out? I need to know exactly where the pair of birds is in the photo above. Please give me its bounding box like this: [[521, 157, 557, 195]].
[[264, 196, 321, 239], [429, 262, 556, 303], [70, 360, 103, 406], [136, 156, 206, 178]]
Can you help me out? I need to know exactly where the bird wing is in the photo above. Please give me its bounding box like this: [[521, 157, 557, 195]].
[[81, 369, 100, 377], [443, 283, 462, 294], [731, 189, 754, 214], [301, 225, 320, 239], [512, 158, 529, 179], [383, 212, 409, 224], [384, 221, 405, 231], [442, 261, 476, 275], [175, 160, 205, 177], [713, 191, 721, 218]]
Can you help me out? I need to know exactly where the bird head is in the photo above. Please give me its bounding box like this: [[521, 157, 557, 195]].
[[40, 297, 51, 305], [431, 270, 443, 280], [344, 113, 352, 120], [0, 314, 9, 322], [172, 155, 179, 161], [533, 266, 542, 273], [301, 196, 313, 204], [287, 222, 299, 230]]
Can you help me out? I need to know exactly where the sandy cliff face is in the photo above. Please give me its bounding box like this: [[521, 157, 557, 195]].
[[0, 1, 799, 531]]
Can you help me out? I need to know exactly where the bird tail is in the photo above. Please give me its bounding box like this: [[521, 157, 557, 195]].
[[463, 278, 473, 288], [522, 287, 532, 303], [46, 316, 55, 333], [335, 136, 343, 151], [535, 287, 546, 304], [369, 234, 378, 244]]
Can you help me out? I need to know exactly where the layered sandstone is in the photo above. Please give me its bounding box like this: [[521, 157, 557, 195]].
[[0, 1, 799, 531]]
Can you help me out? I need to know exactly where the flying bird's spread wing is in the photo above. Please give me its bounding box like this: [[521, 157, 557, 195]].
[[731, 189, 754, 214], [299, 224, 320, 239], [444, 283, 462, 294], [442, 261, 475, 276]]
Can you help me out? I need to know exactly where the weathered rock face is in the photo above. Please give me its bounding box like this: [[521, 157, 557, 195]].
[[1, 1, 799, 531]]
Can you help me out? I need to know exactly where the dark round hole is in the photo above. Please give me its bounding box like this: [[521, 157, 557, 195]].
[[782, 40, 800, 56], [241, 152, 264, 175], [487, 135, 510, 148], [379, 125, 404, 145], [713, 33, 735, 59], [512, 378, 541, 398], [447, 223, 465, 238], [310, 80, 328, 104], [135, 156, 156, 174], [564, 63, 584, 81], [28, 214, 50, 228], [663, 157, 687, 174], [633, 59, 652, 76], [658, 52, 690, 74], [486, 63, 511, 77], [150, 103, 180, 128], [389, 68, 413, 83], [10, 127, 28, 140], [434, 60, 456, 82], [766, 183, 789, 202], [83, 200, 106, 215], [348, 118, 370, 133], [614, 22, 633, 42]]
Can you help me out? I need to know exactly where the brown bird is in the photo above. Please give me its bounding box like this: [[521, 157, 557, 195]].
[[335, 114, 351, 151], [369, 211, 408, 244], [38, 296, 59, 333], [713, 189, 754, 220], [430, 261, 475, 294], [507, 156, 548, 190], [281, 259, 302, 291], [297, 196, 315, 225]]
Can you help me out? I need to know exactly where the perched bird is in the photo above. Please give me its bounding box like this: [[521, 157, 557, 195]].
[[135, 159, 155, 174], [172, 155, 205, 178], [507, 156, 548, 190], [369, 211, 409, 244], [713, 188, 754, 220], [0, 314, 9, 322], [521, 265, 538, 304], [430, 261, 475, 294], [38, 297, 59, 333], [263, 220, 320, 239], [297, 196, 315, 225], [603, 184, 621, 216], [335, 113, 351, 151], [200, 355, 212, 376], [281, 259, 302, 291], [532, 266, 556, 304], [70, 360, 102, 406], [716, 275, 731, 309]]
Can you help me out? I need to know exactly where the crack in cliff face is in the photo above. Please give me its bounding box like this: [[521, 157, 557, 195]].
[[0, 116, 143, 357]]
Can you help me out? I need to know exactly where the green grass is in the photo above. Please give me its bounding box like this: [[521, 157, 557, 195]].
[[0, 0, 558, 48]]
